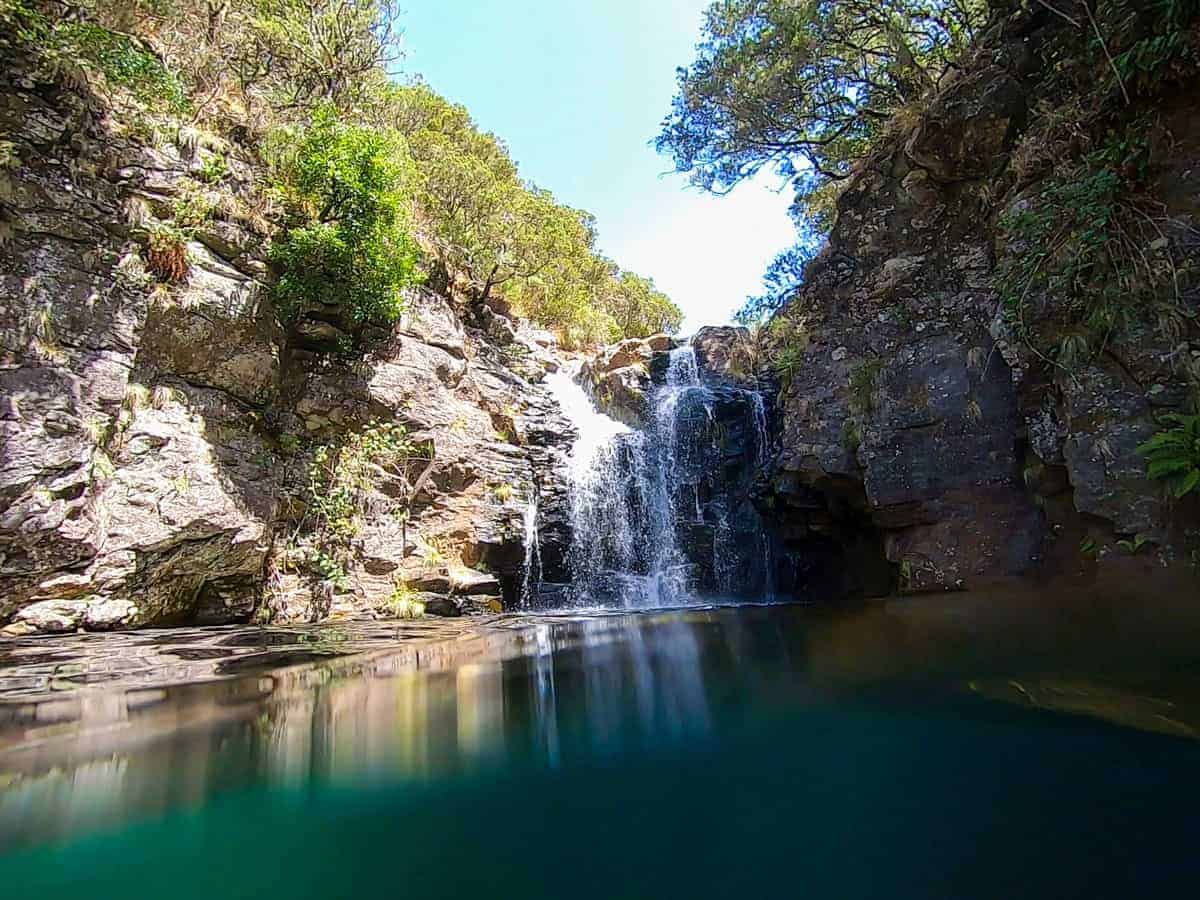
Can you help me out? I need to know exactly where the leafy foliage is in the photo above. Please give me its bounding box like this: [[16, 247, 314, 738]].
[[54, 19, 190, 112], [197, 152, 229, 184], [736, 242, 818, 325], [384, 83, 681, 344], [603, 271, 683, 338], [1138, 414, 1200, 498], [997, 129, 1191, 369], [270, 105, 420, 330], [236, 0, 403, 111], [387, 581, 425, 619], [307, 420, 416, 542], [771, 343, 806, 391], [7, 1, 679, 348], [1102, 0, 1200, 94], [657, 0, 986, 204], [849, 358, 884, 415]]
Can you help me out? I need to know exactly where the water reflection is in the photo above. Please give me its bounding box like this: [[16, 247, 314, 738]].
[[2, 586, 1200, 851], [0, 610, 753, 847]]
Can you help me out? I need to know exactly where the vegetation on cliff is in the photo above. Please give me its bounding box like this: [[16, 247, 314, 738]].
[[662, 0, 1200, 353], [659, 0, 1200, 585], [1, 0, 682, 347]]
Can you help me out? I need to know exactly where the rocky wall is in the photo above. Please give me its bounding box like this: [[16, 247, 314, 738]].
[[0, 44, 575, 634]]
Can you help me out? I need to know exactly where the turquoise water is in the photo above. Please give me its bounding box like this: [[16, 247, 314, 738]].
[[2, 596, 1200, 898]]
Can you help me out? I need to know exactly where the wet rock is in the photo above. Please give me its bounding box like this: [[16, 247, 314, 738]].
[[450, 569, 502, 596], [588, 365, 653, 427], [1059, 364, 1166, 536], [83, 597, 138, 631], [422, 594, 467, 617]]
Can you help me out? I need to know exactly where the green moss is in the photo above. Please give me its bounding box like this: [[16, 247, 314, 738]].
[[849, 358, 883, 416]]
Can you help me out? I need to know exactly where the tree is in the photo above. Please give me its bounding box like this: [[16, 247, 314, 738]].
[[236, 0, 402, 112], [734, 244, 814, 324], [384, 82, 683, 344], [270, 105, 420, 331], [604, 271, 684, 337], [657, 0, 987, 206]]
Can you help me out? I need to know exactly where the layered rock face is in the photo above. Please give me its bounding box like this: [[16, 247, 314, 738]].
[[762, 14, 1200, 595], [0, 47, 573, 634]]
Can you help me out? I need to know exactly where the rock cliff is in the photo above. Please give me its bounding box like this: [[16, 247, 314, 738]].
[[0, 42, 574, 634], [758, 9, 1200, 597]]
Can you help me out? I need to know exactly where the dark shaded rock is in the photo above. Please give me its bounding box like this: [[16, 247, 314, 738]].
[[904, 67, 1026, 181], [293, 318, 350, 352], [421, 594, 466, 617]]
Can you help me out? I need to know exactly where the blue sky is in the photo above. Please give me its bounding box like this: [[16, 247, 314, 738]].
[[398, 0, 797, 332]]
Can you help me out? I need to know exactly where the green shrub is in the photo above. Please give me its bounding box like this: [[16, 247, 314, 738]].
[[772, 343, 806, 391], [53, 22, 189, 113], [995, 142, 1164, 363], [1137, 414, 1200, 498], [270, 106, 421, 332], [197, 152, 229, 184], [307, 420, 415, 541]]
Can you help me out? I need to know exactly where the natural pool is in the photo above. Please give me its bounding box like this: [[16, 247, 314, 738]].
[[2, 590, 1200, 898]]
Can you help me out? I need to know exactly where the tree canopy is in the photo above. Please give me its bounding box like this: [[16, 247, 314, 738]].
[[658, 0, 988, 322], [269, 105, 420, 330], [379, 80, 682, 344], [657, 0, 987, 201]]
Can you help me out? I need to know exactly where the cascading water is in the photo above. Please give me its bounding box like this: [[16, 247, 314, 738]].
[[544, 341, 775, 609], [519, 494, 542, 607]]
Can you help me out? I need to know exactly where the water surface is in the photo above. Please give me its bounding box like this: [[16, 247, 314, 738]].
[[2, 591, 1200, 898]]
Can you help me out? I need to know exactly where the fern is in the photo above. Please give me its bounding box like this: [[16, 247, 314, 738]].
[[1137, 414, 1200, 498]]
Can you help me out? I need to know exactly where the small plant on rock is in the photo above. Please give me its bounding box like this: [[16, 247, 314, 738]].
[[197, 152, 229, 184], [1137, 414, 1200, 498], [849, 358, 883, 415], [772, 343, 806, 392], [173, 187, 217, 230], [142, 221, 190, 283], [420, 540, 447, 567], [388, 581, 425, 620], [311, 549, 350, 593], [307, 420, 415, 542], [840, 419, 862, 454]]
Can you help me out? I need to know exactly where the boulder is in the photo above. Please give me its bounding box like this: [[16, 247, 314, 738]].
[[589, 366, 653, 427], [692, 326, 757, 384]]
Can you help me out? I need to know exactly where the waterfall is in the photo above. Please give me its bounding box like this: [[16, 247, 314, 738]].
[[519, 493, 542, 608], [543, 341, 775, 610]]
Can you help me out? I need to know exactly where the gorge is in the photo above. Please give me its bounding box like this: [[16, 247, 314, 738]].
[[3, 2, 1200, 896], [2, 4, 1199, 635]]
